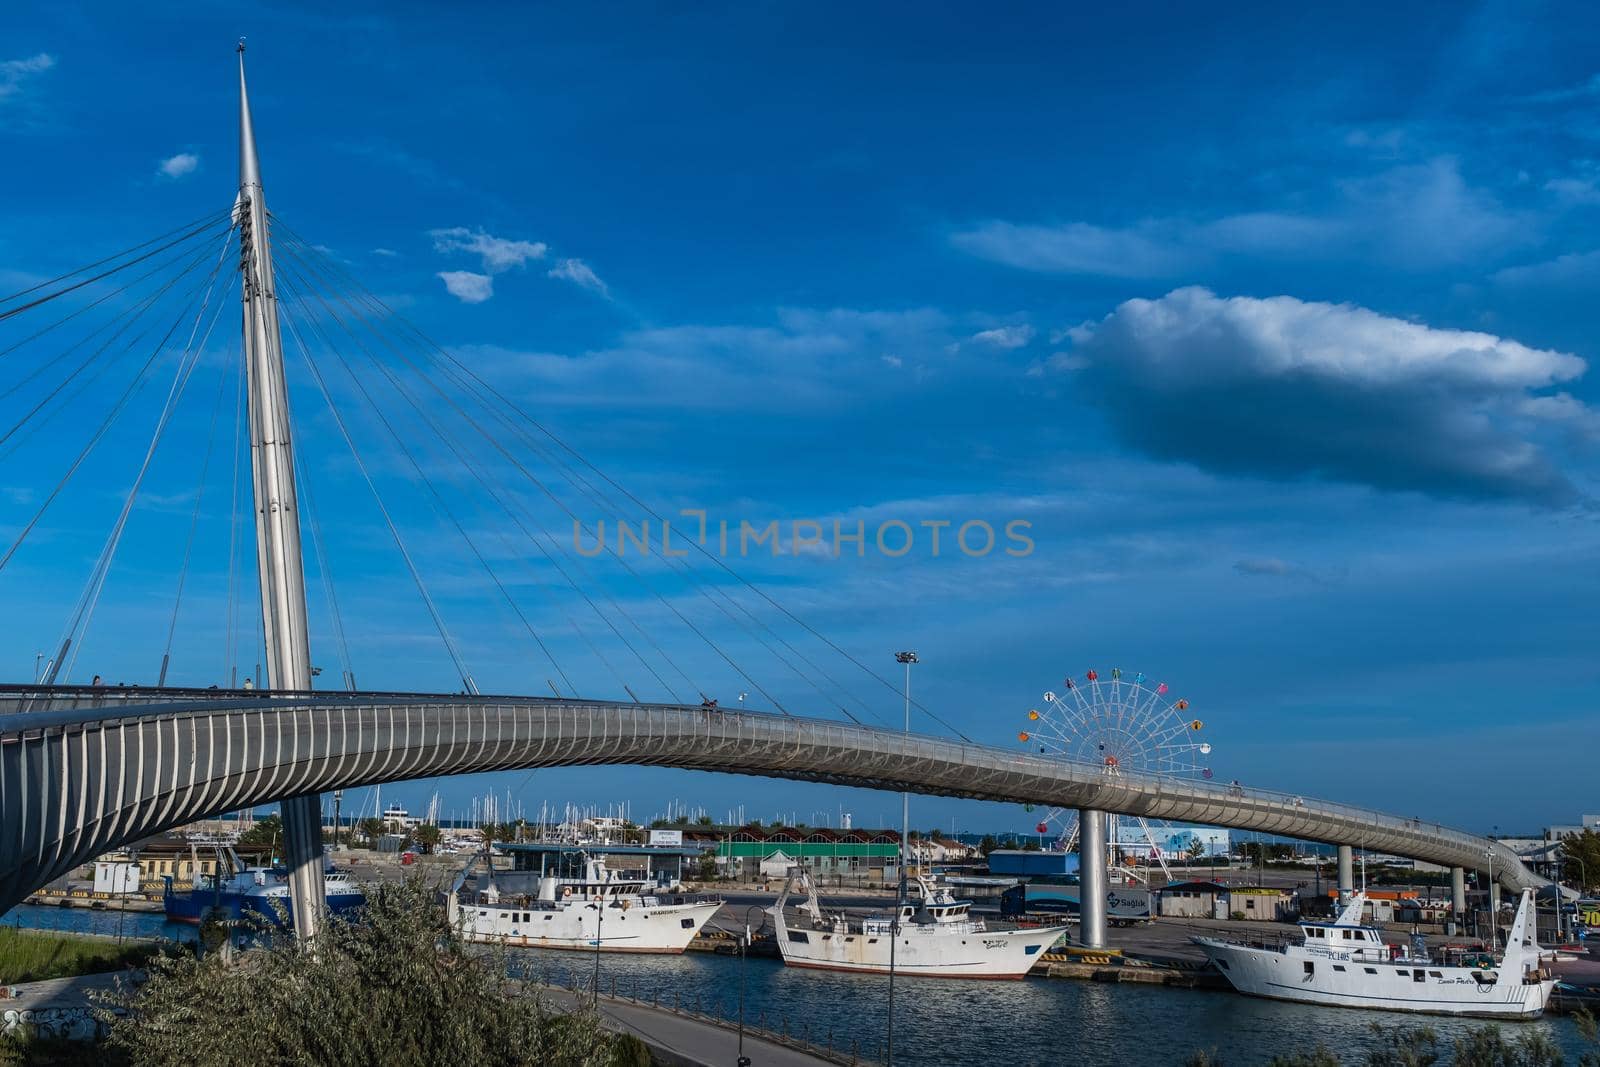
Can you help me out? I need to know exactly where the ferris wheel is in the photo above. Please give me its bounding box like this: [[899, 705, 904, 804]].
[[1018, 668, 1215, 882]]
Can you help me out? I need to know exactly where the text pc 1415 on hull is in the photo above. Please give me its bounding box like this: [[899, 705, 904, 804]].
[[770, 867, 1068, 979], [1194, 889, 1554, 1018]]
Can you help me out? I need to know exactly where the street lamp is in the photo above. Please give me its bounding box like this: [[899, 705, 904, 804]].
[[737, 904, 763, 1067], [889, 651, 917, 1067]]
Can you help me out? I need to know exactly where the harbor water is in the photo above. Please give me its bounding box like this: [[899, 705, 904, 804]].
[[5, 904, 1591, 1065]]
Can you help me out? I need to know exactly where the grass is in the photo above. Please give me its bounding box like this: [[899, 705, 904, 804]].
[[0, 928, 163, 985]]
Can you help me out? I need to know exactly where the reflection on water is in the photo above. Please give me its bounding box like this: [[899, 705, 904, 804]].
[[516, 947, 1591, 1067], [4, 905, 1588, 1066], [2, 904, 190, 942]]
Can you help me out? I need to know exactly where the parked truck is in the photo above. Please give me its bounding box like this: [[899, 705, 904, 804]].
[[1000, 882, 1152, 925]]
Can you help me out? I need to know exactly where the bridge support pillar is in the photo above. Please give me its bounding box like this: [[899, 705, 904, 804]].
[[1078, 808, 1107, 950], [1336, 844, 1354, 906], [1448, 867, 1465, 936]]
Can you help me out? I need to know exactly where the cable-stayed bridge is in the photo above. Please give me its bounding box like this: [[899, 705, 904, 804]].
[[0, 49, 1542, 945]]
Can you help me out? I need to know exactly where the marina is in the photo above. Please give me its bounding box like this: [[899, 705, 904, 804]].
[[2, 6, 1599, 1064]]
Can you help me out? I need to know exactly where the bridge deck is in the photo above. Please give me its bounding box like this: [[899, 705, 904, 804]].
[[0, 685, 1541, 913]]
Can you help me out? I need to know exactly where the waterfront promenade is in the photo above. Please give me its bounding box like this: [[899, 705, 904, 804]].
[[2, 969, 837, 1066]]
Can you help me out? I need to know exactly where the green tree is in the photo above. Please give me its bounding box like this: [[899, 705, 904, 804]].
[[235, 815, 281, 851], [358, 818, 387, 844], [99, 879, 648, 1067], [695, 815, 714, 826], [978, 835, 999, 857], [1186, 838, 1208, 865], [412, 824, 442, 854], [1561, 829, 1600, 893]]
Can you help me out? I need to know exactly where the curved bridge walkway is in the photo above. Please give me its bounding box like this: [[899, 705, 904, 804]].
[[0, 685, 1539, 913]]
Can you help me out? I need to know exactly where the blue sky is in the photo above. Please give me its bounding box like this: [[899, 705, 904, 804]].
[[2, 2, 1598, 835]]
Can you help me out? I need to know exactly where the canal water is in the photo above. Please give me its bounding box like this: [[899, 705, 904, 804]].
[[5, 904, 1592, 1065]]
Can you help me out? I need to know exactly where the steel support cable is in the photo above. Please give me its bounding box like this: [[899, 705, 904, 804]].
[[224, 346, 246, 686], [55, 252, 238, 683], [0, 222, 234, 387], [272, 237, 791, 716], [0, 214, 233, 325], [0, 231, 239, 575], [0, 236, 231, 455], [158, 351, 234, 686], [273, 253, 679, 704], [273, 271, 582, 699], [274, 293, 479, 695], [274, 255, 674, 703], [0, 209, 232, 308], [450, 353, 966, 736], [294, 446, 357, 693], [269, 225, 872, 719], [275, 252, 868, 724]]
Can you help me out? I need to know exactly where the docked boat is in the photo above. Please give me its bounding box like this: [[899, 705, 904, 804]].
[[1194, 889, 1555, 1018], [769, 867, 1068, 979], [450, 854, 720, 954], [164, 863, 364, 927]]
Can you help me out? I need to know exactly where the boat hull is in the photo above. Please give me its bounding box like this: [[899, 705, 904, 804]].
[[1195, 938, 1553, 1019], [776, 923, 1065, 979], [460, 899, 721, 955]]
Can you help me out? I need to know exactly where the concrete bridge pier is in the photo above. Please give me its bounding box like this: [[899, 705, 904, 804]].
[[1078, 808, 1107, 950], [1448, 867, 1465, 936], [1336, 844, 1354, 905]]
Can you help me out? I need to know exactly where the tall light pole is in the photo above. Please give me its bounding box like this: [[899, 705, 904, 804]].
[[888, 650, 917, 1067]]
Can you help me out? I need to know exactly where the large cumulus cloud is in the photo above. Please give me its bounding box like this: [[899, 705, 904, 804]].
[[1063, 287, 1592, 505]]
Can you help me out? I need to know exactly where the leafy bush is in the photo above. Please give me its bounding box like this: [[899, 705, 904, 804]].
[[99, 879, 646, 1067]]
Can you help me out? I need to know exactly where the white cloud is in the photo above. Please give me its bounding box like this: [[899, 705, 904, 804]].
[[457, 307, 956, 410], [952, 221, 1192, 279], [1544, 177, 1600, 205], [436, 270, 493, 304], [0, 53, 54, 102], [157, 152, 198, 180], [881, 354, 904, 368], [1490, 249, 1600, 291], [954, 158, 1529, 277], [372, 247, 400, 257], [1062, 287, 1590, 505], [968, 324, 1035, 349], [430, 227, 546, 273], [546, 257, 610, 298]]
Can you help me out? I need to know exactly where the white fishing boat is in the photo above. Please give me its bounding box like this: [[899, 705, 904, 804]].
[[450, 854, 720, 954], [769, 867, 1067, 979], [1194, 889, 1555, 1018]]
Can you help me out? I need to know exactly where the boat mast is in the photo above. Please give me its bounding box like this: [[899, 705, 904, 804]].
[[236, 41, 326, 938]]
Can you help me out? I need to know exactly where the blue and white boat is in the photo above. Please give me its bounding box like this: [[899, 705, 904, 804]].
[[164, 862, 364, 927]]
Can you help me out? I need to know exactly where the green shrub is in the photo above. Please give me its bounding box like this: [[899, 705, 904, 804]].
[[99, 879, 640, 1067]]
